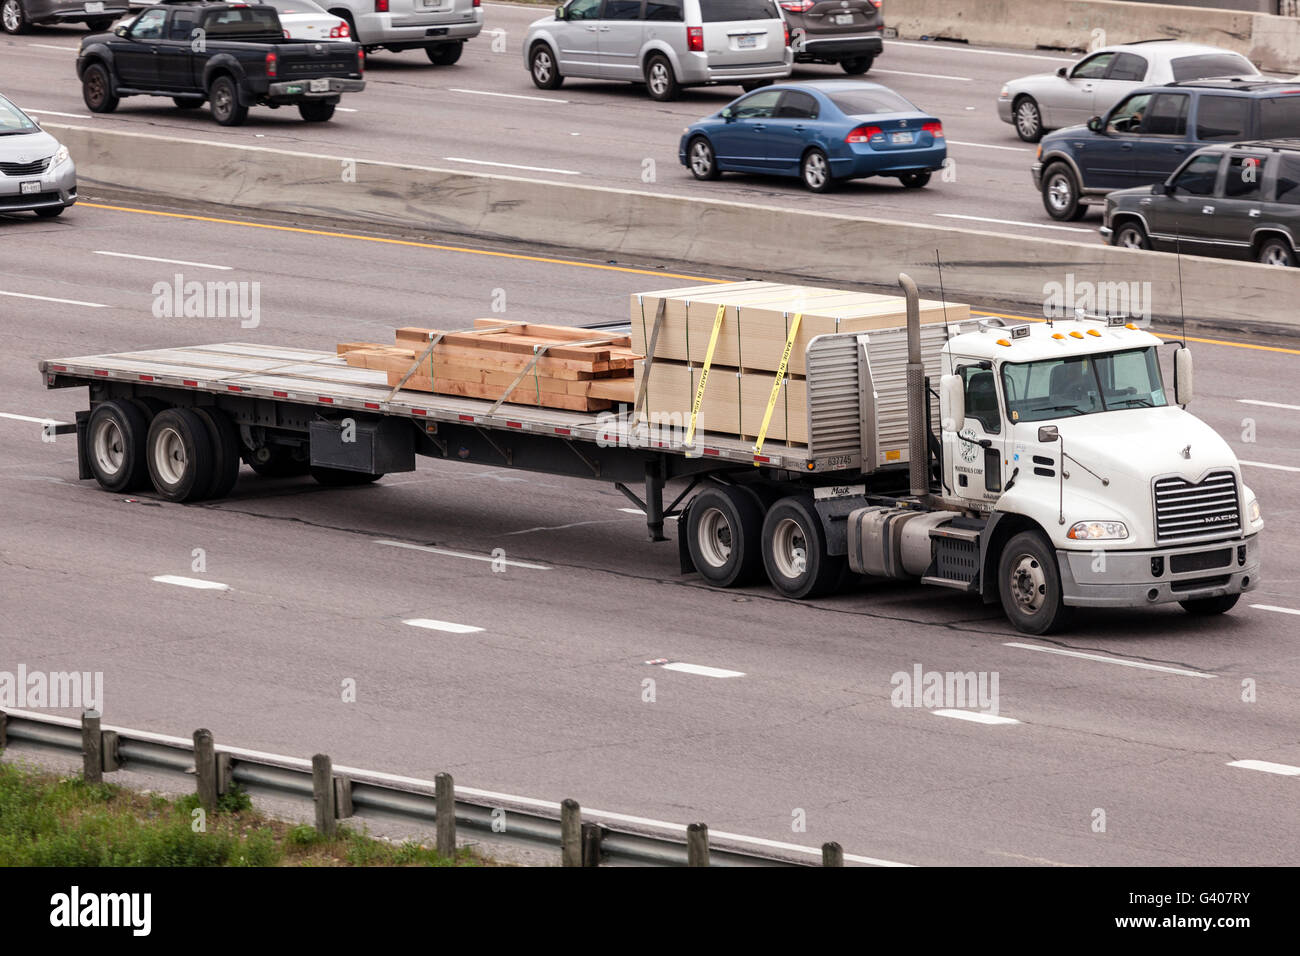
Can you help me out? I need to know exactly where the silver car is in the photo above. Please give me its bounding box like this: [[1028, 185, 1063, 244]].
[[2, 0, 127, 33], [324, 0, 482, 65], [0, 94, 76, 220], [525, 0, 792, 102], [997, 40, 1260, 142]]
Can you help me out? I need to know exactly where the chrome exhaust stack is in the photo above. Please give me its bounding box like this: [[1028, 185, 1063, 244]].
[[898, 272, 927, 499]]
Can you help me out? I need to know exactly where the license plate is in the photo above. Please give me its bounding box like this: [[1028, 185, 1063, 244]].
[[309, 78, 330, 92], [84, 0, 104, 11], [890, 131, 913, 144], [20, 181, 41, 195], [834, 13, 853, 24], [737, 35, 757, 49]]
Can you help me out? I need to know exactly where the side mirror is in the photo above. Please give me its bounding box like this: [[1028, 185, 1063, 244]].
[[720, 107, 733, 121], [1057, 66, 1068, 78], [940, 374, 965, 433], [114, 24, 130, 37], [1174, 346, 1193, 406], [1038, 425, 1059, 443], [554, 4, 565, 18], [1152, 181, 1169, 196], [1086, 115, 1103, 133]]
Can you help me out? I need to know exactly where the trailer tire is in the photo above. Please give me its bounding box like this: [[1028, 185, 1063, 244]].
[[761, 496, 844, 599], [310, 466, 382, 486], [146, 408, 215, 502], [247, 443, 310, 478], [685, 485, 765, 587], [86, 400, 150, 492], [997, 531, 1073, 635], [193, 407, 241, 500]]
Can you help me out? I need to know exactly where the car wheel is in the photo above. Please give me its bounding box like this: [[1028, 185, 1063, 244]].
[[1042, 163, 1086, 221], [1112, 220, 1151, 250], [997, 531, 1073, 635], [1256, 237, 1296, 267], [425, 41, 462, 65], [1013, 96, 1043, 143], [687, 136, 720, 181], [86, 16, 115, 30], [208, 74, 248, 127], [800, 148, 833, 192], [530, 44, 563, 90], [33, 206, 65, 218], [297, 100, 336, 122], [1179, 594, 1240, 616], [840, 55, 874, 75], [1, 0, 27, 34], [645, 54, 680, 102], [81, 62, 119, 114], [899, 171, 930, 189]]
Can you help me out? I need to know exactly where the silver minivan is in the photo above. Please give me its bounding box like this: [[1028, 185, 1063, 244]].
[[525, 0, 792, 101], [324, 0, 482, 65]]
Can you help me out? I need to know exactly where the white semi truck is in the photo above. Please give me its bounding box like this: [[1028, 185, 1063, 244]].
[[39, 275, 1261, 634]]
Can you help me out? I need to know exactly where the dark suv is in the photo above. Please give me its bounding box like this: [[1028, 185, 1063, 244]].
[[1101, 140, 1300, 266], [780, 0, 883, 75], [1033, 80, 1300, 221]]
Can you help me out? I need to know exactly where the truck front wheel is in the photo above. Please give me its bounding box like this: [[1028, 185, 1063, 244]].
[[1179, 594, 1240, 616], [998, 531, 1073, 635], [685, 486, 764, 588], [761, 496, 843, 599], [81, 63, 118, 113]]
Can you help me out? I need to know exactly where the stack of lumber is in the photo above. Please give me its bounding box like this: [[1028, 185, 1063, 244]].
[[337, 319, 639, 412], [630, 282, 968, 445]]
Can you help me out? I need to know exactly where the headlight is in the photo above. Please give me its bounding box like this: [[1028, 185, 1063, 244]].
[[999, 85, 1010, 99], [1249, 497, 1261, 523], [50, 145, 70, 167], [1067, 520, 1129, 540]]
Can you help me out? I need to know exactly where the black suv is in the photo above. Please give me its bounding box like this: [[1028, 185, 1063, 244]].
[[1101, 139, 1300, 266], [1033, 79, 1300, 221]]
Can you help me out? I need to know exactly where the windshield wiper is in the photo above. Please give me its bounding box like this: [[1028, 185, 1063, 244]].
[[1037, 404, 1086, 416], [1108, 397, 1153, 408]]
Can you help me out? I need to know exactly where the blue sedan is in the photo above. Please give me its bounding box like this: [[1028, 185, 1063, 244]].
[[678, 80, 947, 193]]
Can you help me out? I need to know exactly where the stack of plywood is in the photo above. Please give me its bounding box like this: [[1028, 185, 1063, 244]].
[[338, 319, 638, 412], [630, 282, 967, 445]]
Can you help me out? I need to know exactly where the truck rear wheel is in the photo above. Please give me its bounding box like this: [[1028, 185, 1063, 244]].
[[87, 400, 150, 492], [761, 496, 844, 599], [193, 407, 241, 500], [685, 485, 764, 588], [146, 408, 216, 502], [208, 75, 248, 127], [1179, 594, 1240, 616], [997, 531, 1073, 635], [311, 466, 382, 486]]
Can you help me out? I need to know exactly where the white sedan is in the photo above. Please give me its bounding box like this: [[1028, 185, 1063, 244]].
[[261, 0, 349, 39]]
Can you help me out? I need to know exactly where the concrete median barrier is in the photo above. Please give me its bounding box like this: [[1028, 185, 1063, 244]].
[[49, 122, 1298, 330], [890, 0, 1300, 74]]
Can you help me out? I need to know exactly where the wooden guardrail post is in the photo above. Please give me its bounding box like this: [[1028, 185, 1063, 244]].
[[194, 729, 217, 813], [581, 822, 604, 867], [560, 798, 581, 866], [335, 777, 354, 820], [822, 842, 844, 867], [0, 710, 7, 750], [81, 710, 102, 784], [102, 730, 121, 772], [435, 772, 456, 857], [686, 822, 709, 866], [312, 754, 336, 837]]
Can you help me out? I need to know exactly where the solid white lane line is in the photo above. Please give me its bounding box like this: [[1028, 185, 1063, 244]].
[[948, 140, 1032, 152], [872, 68, 971, 82], [0, 290, 108, 308], [448, 88, 568, 104], [152, 575, 230, 591], [1228, 759, 1300, 776], [336, 107, 358, 113], [655, 662, 745, 679], [1251, 604, 1300, 616], [1239, 459, 1300, 473], [935, 213, 1092, 233], [94, 251, 232, 270], [1004, 641, 1215, 679], [0, 412, 69, 426], [932, 709, 1020, 725], [404, 618, 485, 634], [885, 39, 1073, 62], [24, 108, 91, 119], [27, 44, 78, 52], [375, 538, 551, 570], [1238, 399, 1300, 411], [443, 157, 580, 175]]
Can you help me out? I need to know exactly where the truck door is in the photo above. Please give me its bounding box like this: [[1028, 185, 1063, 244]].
[[116, 7, 168, 88], [946, 363, 1005, 504], [156, 7, 201, 93]]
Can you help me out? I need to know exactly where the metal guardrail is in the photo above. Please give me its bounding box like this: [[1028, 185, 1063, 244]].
[[0, 708, 882, 867]]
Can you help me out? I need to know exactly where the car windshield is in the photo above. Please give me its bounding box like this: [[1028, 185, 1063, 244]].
[[698, 0, 778, 21], [1001, 347, 1168, 423], [0, 94, 38, 135], [828, 89, 916, 115], [1170, 53, 1258, 81]]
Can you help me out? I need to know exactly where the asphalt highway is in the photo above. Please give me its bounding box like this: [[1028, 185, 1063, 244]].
[[1, 196, 1298, 865]]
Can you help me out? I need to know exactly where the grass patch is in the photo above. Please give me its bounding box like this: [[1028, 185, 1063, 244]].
[[0, 760, 484, 867]]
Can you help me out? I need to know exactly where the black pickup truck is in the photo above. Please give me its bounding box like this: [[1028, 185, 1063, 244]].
[[76, 2, 364, 125]]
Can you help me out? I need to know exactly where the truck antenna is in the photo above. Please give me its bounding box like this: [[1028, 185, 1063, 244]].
[[934, 250, 951, 326], [1174, 236, 1188, 347]]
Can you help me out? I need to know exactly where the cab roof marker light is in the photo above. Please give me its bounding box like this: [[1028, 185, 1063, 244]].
[[1052, 333, 1065, 340], [1069, 331, 1084, 339], [996, 338, 1012, 347], [1087, 328, 1102, 336]]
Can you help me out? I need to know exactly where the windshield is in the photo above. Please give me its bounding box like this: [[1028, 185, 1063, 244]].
[[1001, 347, 1168, 423], [0, 94, 38, 135]]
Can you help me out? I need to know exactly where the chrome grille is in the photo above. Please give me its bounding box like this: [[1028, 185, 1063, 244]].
[[0, 158, 50, 177], [1154, 470, 1240, 542]]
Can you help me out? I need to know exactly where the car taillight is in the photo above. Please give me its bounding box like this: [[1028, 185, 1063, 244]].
[[870, 0, 882, 7], [330, 22, 349, 37], [375, 0, 388, 11], [687, 26, 703, 52], [473, 0, 480, 5], [923, 121, 944, 137], [779, 0, 814, 10], [266, 51, 278, 77], [783, 21, 790, 45], [846, 125, 882, 144]]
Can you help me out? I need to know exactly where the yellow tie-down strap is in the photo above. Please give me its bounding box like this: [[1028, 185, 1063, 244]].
[[685, 303, 726, 450], [753, 312, 802, 463]]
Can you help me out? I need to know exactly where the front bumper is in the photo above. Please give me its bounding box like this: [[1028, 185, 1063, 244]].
[[0, 161, 77, 214], [795, 34, 883, 61], [1031, 161, 1044, 189], [267, 78, 366, 100], [1057, 535, 1260, 608], [1098, 225, 1113, 242], [997, 96, 1013, 124]]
